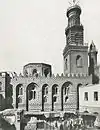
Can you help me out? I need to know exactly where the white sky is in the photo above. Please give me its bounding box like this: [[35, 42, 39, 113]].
[[0, 0, 100, 74]]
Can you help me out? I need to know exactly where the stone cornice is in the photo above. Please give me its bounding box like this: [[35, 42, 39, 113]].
[[63, 44, 88, 56]]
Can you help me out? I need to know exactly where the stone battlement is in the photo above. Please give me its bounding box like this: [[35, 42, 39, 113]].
[[12, 72, 89, 81], [51, 73, 89, 79]]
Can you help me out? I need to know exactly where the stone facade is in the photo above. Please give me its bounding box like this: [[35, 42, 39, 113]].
[[11, 4, 93, 114], [12, 71, 91, 112], [0, 72, 13, 110], [0, 72, 7, 98]]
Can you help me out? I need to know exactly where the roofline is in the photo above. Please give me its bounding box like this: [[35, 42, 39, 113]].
[[24, 63, 52, 68], [79, 83, 100, 88]]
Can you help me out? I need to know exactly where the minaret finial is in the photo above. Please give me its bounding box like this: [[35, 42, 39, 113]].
[[69, 0, 79, 6], [73, 0, 76, 4]]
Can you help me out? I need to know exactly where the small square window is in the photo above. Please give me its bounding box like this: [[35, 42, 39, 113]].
[[84, 92, 88, 101], [94, 92, 98, 101]]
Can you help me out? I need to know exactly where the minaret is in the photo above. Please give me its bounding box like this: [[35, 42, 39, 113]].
[[88, 41, 98, 76], [66, 4, 83, 45], [63, 1, 88, 75]]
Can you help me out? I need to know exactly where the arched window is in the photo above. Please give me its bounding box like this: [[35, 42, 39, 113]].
[[16, 84, 23, 108], [26, 83, 38, 111], [32, 69, 38, 77], [42, 84, 48, 103], [52, 84, 59, 111], [61, 82, 72, 111], [44, 68, 50, 77], [76, 55, 82, 67]]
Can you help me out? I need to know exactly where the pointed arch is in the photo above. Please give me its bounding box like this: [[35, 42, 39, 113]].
[[76, 55, 82, 67], [52, 84, 59, 111], [16, 84, 23, 108], [77, 83, 82, 110], [32, 69, 38, 77], [42, 84, 49, 111], [26, 82, 38, 111], [61, 81, 73, 111]]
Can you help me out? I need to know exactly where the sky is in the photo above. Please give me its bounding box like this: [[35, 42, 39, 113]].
[[0, 0, 100, 75]]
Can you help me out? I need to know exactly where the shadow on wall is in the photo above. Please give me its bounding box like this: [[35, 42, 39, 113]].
[[0, 115, 16, 130], [0, 94, 6, 111], [5, 74, 14, 109], [0, 84, 14, 111], [6, 84, 13, 109], [92, 74, 99, 84]]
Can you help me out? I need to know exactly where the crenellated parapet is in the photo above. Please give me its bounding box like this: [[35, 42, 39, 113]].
[[50, 73, 89, 79], [12, 72, 90, 83]]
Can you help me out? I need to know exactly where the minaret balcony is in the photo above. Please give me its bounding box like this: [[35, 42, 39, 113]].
[[65, 24, 84, 36]]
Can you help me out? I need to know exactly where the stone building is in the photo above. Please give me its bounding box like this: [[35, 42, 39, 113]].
[[0, 2, 100, 130], [0, 0, 99, 119], [79, 83, 100, 114], [0, 72, 13, 110], [11, 4, 92, 114], [79, 41, 100, 115]]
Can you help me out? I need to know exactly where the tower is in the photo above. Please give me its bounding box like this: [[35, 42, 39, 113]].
[[63, 3, 88, 75], [88, 41, 99, 84], [88, 41, 98, 76]]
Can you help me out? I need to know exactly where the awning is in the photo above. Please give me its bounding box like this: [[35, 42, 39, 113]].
[[79, 112, 97, 116]]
